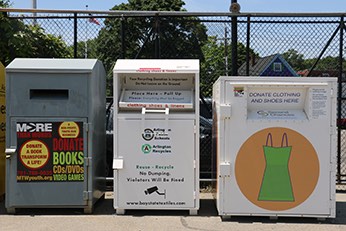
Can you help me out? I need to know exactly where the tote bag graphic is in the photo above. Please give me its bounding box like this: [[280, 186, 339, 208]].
[[258, 133, 294, 202]]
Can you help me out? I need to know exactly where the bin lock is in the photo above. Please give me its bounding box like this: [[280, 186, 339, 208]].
[[5, 148, 17, 159], [220, 104, 231, 120], [113, 158, 124, 170], [219, 162, 231, 178]]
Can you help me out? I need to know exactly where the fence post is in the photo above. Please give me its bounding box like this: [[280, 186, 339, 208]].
[[246, 16, 251, 76], [337, 16, 344, 183], [121, 16, 126, 59], [73, 13, 78, 58], [231, 0, 238, 76], [154, 15, 161, 59]]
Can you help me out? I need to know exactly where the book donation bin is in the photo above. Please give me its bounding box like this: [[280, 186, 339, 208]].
[[5, 58, 106, 213], [113, 59, 200, 215], [0, 62, 5, 200], [213, 77, 337, 219]]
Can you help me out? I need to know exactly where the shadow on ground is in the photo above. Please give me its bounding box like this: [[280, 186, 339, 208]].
[[1, 194, 346, 226]]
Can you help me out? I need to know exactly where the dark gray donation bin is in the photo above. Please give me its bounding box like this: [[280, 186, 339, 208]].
[[5, 58, 106, 213]]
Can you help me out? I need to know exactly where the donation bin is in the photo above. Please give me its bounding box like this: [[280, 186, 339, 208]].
[[5, 58, 106, 213], [113, 59, 199, 215], [0, 62, 5, 201], [213, 76, 337, 219]]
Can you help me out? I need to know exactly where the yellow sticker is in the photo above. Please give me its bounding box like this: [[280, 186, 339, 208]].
[[20, 140, 49, 169], [58, 122, 80, 138]]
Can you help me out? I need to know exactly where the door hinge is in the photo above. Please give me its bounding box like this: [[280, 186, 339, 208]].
[[84, 123, 91, 132], [85, 157, 92, 167], [83, 191, 92, 201], [194, 125, 197, 134]]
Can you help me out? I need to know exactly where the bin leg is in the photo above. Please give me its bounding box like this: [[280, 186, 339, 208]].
[[189, 209, 198, 216], [84, 207, 93, 214], [221, 215, 232, 220], [116, 209, 125, 215], [6, 207, 16, 214]]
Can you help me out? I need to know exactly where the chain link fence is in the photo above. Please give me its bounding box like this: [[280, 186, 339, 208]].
[[3, 9, 346, 186]]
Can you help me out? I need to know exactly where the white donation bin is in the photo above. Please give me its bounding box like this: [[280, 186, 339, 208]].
[[213, 76, 337, 219], [113, 59, 199, 215]]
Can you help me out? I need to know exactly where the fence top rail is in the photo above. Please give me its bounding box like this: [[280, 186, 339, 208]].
[[1, 8, 346, 18]]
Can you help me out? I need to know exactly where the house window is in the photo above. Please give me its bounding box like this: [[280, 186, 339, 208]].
[[273, 62, 282, 72]]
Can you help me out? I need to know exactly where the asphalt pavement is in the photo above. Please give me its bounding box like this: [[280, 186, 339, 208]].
[[1, 192, 346, 231]]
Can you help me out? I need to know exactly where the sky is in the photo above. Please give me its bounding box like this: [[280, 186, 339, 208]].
[[9, 0, 346, 13]]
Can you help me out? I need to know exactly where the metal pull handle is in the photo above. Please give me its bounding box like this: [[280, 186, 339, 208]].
[[141, 108, 169, 115], [5, 148, 17, 159]]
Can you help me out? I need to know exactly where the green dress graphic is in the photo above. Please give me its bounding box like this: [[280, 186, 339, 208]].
[[258, 133, 294, 202]]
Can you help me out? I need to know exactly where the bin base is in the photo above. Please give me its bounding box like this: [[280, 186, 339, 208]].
[[270, 216, 278, 220]]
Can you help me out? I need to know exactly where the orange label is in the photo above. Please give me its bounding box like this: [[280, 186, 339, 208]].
[[19, 140, 49, 169], [58, 122, 80, 138]]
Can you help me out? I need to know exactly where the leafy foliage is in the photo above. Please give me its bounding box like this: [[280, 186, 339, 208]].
[[95, 0, 208, 95], [283, 49, 346, 73], [200, 36, 256, 96], [0, 0, 71, 65]]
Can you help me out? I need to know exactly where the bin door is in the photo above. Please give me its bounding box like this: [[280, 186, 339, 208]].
[[6, 118, 88, 208], [115, 118, 196, 209]]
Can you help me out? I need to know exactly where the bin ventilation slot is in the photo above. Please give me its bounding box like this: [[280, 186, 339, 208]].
[[30, 89, 69, 100]]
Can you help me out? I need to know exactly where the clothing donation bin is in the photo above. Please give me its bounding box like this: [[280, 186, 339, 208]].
[[213, 76, 337, 219], [113, 59, 199, 215], [0, 62, 5, 201], [5, 58, 106, 213]]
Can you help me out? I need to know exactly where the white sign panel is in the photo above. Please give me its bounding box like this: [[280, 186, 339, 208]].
[[119, 90, 193, 109], [116, 119, 195, 209]]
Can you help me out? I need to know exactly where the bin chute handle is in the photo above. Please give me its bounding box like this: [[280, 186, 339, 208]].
[[141, 108, 169, 115]]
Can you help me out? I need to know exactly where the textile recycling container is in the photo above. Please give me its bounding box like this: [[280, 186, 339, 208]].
[[113, 59, 199, 215], [0, 62, 5, 201], [5, 58, 106, 213], [213, 76, 337, 219]]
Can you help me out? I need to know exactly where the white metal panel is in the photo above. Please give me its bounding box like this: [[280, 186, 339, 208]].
[[6, 58, 98, 73], [115, 119, 196, 209], [113, 59, 199, 73], [214, 76, 337, 218]]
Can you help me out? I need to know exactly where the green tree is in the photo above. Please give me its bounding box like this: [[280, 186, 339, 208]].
[[0, 0, 71, 65], [200, 36, 255, 97], [305, 56, 346, 71], [96, 0, 208, 94], [282, 49, 307, 71], [70, 38, 99, 59]]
